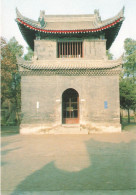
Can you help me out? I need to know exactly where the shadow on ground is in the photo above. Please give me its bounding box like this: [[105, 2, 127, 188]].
[[1, 147, 21, 156], [11, 138, 136, 194], [122, 123, 136, 131], [1, 126, 19, 137]]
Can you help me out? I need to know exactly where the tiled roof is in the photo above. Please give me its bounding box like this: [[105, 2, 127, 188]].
[[16, 8, 124, 31], [17, 57, 122, 71], [15, 8, 124, 50]]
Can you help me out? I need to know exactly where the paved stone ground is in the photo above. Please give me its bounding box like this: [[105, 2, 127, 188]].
[[1, 126, 136, 195]]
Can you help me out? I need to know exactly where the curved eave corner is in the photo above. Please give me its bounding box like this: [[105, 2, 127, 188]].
[[16, 22, 35, 50], [15, 7, 125, 50]]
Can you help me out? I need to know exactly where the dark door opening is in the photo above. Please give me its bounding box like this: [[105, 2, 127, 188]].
[[62, 88, 79, 124]]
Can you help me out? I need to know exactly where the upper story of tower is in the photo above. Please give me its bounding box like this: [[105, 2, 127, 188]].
[[16, 8, 124, 61]]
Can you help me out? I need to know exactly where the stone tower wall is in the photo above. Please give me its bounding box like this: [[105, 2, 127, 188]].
[[20, 75, 121, 132], [34, 39, 107, 60]]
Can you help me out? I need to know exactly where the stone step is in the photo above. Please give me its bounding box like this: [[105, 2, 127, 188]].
[[52, 125, 88, 134]]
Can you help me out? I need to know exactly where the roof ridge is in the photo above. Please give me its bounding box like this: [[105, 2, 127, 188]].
[[16, 7, 124, 26]]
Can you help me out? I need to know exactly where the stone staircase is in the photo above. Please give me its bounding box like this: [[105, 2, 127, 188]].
[[53, 124, 88, 134]]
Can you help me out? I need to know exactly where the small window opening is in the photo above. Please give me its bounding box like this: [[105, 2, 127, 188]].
[[57, 42, 83, 58]]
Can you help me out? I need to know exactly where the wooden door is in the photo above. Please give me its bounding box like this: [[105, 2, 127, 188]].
[[62, 88, 79, 124]]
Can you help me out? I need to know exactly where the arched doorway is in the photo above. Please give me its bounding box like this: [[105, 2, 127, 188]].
[[62, 88, 79, 124]]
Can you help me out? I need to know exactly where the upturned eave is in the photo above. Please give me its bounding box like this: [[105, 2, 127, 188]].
[[16, 8, 125, 50]]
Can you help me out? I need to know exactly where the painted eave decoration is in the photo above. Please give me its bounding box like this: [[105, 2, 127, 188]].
[[15, 7, 125, 50]]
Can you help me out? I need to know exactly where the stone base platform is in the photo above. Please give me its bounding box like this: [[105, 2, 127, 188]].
[[20, 123, 121, 134]]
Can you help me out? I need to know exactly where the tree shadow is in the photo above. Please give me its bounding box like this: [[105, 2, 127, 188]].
[[1, 161, 8, 166], [1, 139, 20, 148], [10, 138, 136, 194], [1, 147, 21, 156], [1, 126, 20, 137], [1, 146, 21, 168]]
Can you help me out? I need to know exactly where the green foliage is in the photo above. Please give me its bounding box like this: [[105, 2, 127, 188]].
[[106, 50, 113, 60], [1, 37, 23, 125], [120, 78, 136, 110], [24, 46, 34, 61], [124, 38, 136, 55], [120, 38, 136, 123], [123, 38, 136, 79], [8, 37, 24, 57]]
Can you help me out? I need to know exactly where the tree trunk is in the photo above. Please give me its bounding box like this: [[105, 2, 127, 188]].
[[128, 108, 130, 123], [120, 112, 122, 124], [134, 108, 136, 123]]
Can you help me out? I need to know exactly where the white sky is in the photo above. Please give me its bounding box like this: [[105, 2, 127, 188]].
[[1, 0, 136, 58]]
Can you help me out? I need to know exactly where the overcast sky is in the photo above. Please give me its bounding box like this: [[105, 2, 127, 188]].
[[1, 0, 136, 58]]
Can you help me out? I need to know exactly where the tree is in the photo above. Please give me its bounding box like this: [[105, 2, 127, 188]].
[[24, 46, 34, 61], [120, 38, 136, 123], [106, 50, 113, 60], [1, 37, 23, 125], [120, 78, 136, 123], [123, 38, 136, 80], [8, 37, 24, 57]]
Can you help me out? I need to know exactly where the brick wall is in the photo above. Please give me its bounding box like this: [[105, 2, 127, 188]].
[[34, 39, 107, 60], [21, 75, 120, 127]]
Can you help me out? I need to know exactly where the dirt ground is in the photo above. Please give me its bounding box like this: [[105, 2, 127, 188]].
[[1, 125, 136, 195]]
